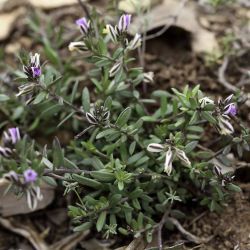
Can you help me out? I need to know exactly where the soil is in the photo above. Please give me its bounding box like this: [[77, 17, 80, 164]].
[[0, 0, 249, 249]]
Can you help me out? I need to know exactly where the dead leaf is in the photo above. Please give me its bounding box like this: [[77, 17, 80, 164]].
[[115, 237, 147, 250], [118, 0, 162, 13], [0, 7, 25, 40], [80, 238, 115, 250], [0, 217, 49, 250], [51, 231, 90, 250], [0, 179, 55, 217], [129, 0, 218, 53]]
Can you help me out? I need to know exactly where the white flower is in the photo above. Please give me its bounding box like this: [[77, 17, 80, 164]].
[[143, 72, 154, 83], [147, 141, 191, 175], [68, 41, 88, 52], [109, 60, 122, 77], [164, 147, 174, 175], [147, 143, 164, 152], [217, 115, 234, 135], [30, 53, 40, 68], [199, 97, 214, 108], [127, 33, 141, 50], [175, 148, 191, 166], [105, 24, 118, 43]]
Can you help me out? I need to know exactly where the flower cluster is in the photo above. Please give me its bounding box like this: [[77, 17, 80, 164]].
[[105, 14, 141, 50], [4, 169, 40, 210], [86, 105, 110, 126], [17, 53, 42, 99], [23, 53, 42, 80], [214, 166, 235, 187], [68, 17, 91, 52], [0, 127, 20, 157], [147, 140, 191, 175], [199, 94, 237, 135], [76, 17, 91, 36], [216, 94, 237, 135]]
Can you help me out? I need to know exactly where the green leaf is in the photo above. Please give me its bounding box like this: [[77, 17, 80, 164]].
[[185, 141, 198, 153], [91, 157, 104, 170], [115, 107, 131, 127], [44, 42, 60, 66], [70, 80, 79, 103], [72, 174, 103, 189], [141, 116, 157, 122], [110, 194, 122, 206], [33, 92, 46, 104], [104, 96, 112, 110], [201, 111, 217, 124], [189, 111, 199, 125], [96, 128, 117, 139], [118, 227, 129, 235], [90, 170, 115, 182], [74, 222, 92, 232], [41, 176, 57, 187], [187, 126, 204, 133], [129, 141, 136, 155], [0, 94, 10, 102], [127, 151, 145, 165], [96, 211, 107, 232], [226, 183, 241, 192], [64, 158, 78, 169], [57, 112, 75, 128], [192, 85, 200, 96], [42, 157, 53, 169], [82, 87, 90, 112], [196, 151, 213, 159], [118, 181, 124, 191], [160, 96, 167, 117], [52, 137, 64, 168]]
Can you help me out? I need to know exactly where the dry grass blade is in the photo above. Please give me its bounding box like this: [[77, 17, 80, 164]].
[[51, 231, 90, 250], [0, 217, 48, 250]]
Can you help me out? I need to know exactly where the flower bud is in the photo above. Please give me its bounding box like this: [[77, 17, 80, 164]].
[[68, 41, 88, 52], [224, 103, 237, 116], [109, 60, 122, 77], [22, 53, 42, 80], [105, 24, 118, 43], [76, 17, 90, 35], [217, 115, 234, 135], [164, 148, 174, 175], [199, 97, 214, 108], [16, 83, 36, 97], [118, 14, 131, 33], [143, 72, 154, 83], [127, 33, 141, 50]]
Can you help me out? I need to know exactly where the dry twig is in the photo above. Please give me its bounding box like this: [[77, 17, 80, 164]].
[[168, 217, 213, 244]]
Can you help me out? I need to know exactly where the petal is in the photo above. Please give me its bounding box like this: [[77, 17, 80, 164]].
[[147, 143, 164, 153], [164, 148, 173, 175], [175, 148, 191, 166], [224, 94, 234, 104]]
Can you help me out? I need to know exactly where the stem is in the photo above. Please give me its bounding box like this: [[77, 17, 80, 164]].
[[39, 85, 85, 115], [157, 205, 172, 250]]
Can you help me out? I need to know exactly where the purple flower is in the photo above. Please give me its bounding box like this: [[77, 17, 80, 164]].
[[75, 17, 90, 35], [224, 103, 237, 116], [31, 67, 41, 78], [22, 53, 42, 80], [3, 127, 21, 144], [24, 169, 38, 183], [118, 14, 131, 32]]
